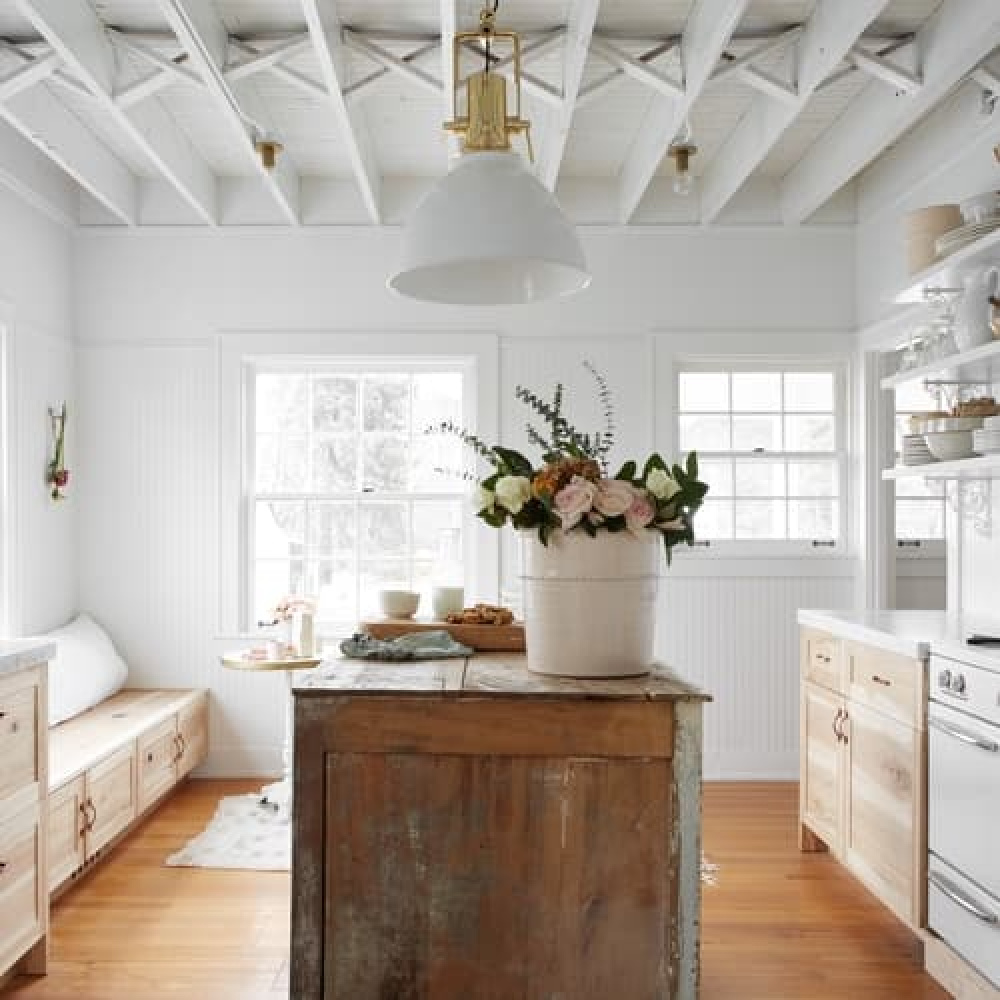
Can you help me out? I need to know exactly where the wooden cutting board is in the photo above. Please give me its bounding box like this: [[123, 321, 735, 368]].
[[360, 619, 526, 652]]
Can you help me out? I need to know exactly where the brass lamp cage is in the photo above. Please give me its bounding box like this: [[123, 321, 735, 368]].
[[444, 4, 533, 160]]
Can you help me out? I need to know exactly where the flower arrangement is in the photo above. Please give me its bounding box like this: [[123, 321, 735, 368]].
[[260, 595, 315, 627], [429, 362, 708, 560], [47, 403, 70, 501]]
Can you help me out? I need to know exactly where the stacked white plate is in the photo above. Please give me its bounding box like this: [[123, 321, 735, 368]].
[[973, 426, 1000, 454], [935, 215, 1000, 257], [902, 434, 936, 465]]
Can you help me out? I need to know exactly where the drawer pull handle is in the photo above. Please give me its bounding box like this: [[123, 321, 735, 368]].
[[929, 718, 999, 753], [872, 675, 892, 687], [930, 873, 1000, 925], [146, 751, 154, 764], [178, 732, 187, 757], [816, 653, 831, 664], [832, 709, 848, 743]]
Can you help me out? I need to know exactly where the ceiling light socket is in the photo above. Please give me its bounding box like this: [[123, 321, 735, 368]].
[[254, 137, 283, 170]]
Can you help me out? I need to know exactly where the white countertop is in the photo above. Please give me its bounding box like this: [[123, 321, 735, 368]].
[[797, 609, 1000, 668], [0, 638, 56, 677]]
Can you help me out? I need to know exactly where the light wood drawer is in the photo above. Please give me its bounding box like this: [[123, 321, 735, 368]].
[[177, 694, 208, 779], [847, 642, 923, 729], [88, 745, 137, 857], [0, 679, 40, 808], [0, 802, 43, 975], [801, 629, 842, 692], [138, 718, 178, 813], [48, 777, 86, 892]]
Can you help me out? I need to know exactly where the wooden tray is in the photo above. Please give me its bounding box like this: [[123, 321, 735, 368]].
[[361, 619, 525, 652]]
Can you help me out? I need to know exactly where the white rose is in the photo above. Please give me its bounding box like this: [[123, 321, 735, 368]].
[[494, 475, 532, 516], [476, 486, 496, 513], [593, 478, 636, 518], [647, 467, 681, 501]]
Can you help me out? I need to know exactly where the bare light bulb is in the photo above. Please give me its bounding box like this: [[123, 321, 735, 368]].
[[668, 142, 697, 198], [673, 170, 694, 197]]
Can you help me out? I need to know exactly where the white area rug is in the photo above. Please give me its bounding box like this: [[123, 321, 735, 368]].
[[166, 792, 289, 871], [166, 790, 721, 883]]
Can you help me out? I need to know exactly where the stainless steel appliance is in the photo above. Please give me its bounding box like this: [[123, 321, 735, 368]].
[[928, 647, 1000, 987]]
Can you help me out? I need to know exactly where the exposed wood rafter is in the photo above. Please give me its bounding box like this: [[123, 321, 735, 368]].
[[17, 0, 217, 224], [618, 0, 748, 223], [300, 0, 381, 223], [700, 0, 890, 224], [156, 0, 300, 224], [781, 0, 1000, 224]]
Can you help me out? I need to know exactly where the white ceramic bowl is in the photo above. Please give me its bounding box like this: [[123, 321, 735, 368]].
[[924, 416, 984, 433], [960, 191, 1000, 224], [923, 430, 977, 461], [378, 589, 420, 619]]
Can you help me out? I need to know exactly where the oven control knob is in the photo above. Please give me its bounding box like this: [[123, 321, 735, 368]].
[[938, 668, 953, 689], [950, 673, 967, 695]]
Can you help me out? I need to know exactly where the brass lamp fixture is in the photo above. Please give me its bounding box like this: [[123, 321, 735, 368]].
[[388, 1, 590, 305], [667, 120, 697, 197]]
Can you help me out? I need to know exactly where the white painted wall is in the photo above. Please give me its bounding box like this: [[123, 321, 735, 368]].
[[72, 226, 855, 779], [0, 184, 76, 636]]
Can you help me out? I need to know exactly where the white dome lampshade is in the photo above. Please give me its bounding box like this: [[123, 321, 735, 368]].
[[388, 152, 591, 305]]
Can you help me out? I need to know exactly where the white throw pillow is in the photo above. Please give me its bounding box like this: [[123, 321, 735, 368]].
[[44, 613, 129, 726]]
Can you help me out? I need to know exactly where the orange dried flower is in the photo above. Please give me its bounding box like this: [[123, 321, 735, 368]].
[[532, 458, 601, 499]]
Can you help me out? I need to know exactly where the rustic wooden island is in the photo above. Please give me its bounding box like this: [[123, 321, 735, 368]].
[[290, 652, 710, 1000]]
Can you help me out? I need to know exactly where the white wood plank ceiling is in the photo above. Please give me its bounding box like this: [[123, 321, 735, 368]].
[[0, 0, 996, 226]]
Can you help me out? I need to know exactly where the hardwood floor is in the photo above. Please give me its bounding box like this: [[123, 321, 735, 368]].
[[6, 780, 948, 1000]]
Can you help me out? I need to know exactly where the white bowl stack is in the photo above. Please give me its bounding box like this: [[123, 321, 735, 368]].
[[973, 415, 1000, 455], [923, 417, 984, 461], [902, 433, 936, 466]]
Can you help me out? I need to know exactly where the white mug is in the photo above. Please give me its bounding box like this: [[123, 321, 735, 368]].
[[431, 586, 465, 619], [956, 266, 1000, 351]]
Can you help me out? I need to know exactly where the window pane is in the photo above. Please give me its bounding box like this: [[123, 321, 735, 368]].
[[412, 502, 463, 566], [785, 414, 835, 451], [363, 374, 409, 431], [895, 380, 941, 412], [734, 461, 785, 497], [695, 499, 733, 540], [697, 459, 732, 496], [734, 499, 785, 539], [732, 415, 781, 451], [256, 374, 307, 433], [895, 477, 944, 500], [254, 558, 306, 624], [784, 373, 834, 412], [255, 434, 308, 492], [308, 502, 355, 554], [312, 376, 357, 432], [679, 414, 730, 450], [897, 499, 945, 540], [360, 502, 408, 557], [411, 433, 464, 492], [788, 461, 838, 497], [310, 558, 357, 625], [732, 373, 780, 412], [362, 434, 408, 492], [312, 436, 357, 492], [789, 499, 838, 540], [679, 372, 728, 411], [412, 373, 462, 431], [256, 501, 305, 559]]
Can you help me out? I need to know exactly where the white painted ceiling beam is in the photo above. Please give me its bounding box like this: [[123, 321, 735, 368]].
[[537, 0, 600, 191], [700, 0, 889, 225], [344, 30, 442, 97], [17, 0, 216, 224], [0, 50, 61, 102], [300, 0, 381, 224], [156, 0, 299, 225], [848, 44, 922, 93], [738, 65, 797, 103], [618, 0, 748, 223], [781, 0, 1000, 224], [0, 47, 135, 224], [440, 0, 458, 165], [971, 65, 1000, 94], [589, 36, 682, 98], [709, 28, 802, 85]]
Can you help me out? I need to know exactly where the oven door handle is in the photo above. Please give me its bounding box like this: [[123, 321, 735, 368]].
[[928, 717, 1000, 753], [929, 872, 1000, 925]]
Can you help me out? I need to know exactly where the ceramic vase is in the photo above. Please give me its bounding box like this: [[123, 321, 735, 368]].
[[520, 529, 659, 678]]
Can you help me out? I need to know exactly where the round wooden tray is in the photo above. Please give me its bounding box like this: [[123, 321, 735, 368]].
[[221, 652, 322, 672]]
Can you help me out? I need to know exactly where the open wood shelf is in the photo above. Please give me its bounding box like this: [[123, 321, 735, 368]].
[[894, 227, 1000, 305], [880, 339, 1000, 390], [883, 455, 1000, 480]]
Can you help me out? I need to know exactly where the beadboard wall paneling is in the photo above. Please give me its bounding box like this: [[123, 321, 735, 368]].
[[961, 484, 1000, 619], [658, 571, 855, 779]]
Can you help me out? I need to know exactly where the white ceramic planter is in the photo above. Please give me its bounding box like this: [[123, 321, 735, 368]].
[[520, 529, 660, 678]]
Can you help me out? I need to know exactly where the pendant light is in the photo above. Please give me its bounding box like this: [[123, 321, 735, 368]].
[[388, 3, 590, 305], [667, 119, 697, 197]]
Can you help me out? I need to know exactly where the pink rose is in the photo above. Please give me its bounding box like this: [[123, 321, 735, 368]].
[[554, 475, 597, 529], [625, 492, 655, 536], [593, 478, 636, 518]]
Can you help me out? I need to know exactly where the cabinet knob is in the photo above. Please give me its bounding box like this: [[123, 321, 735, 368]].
[[147, 751, 154, 763], [950, 673, 967, 695], [872, 674, 892, 688], [938, 669, 953, 689]]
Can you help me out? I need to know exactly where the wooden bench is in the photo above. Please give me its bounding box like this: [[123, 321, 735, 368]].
[[47, 689, 208, 896]]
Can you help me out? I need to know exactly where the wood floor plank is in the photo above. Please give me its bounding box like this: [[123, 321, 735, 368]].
[[5, 779, 947, 1000]]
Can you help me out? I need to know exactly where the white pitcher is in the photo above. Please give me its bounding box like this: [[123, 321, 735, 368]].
[[956, 266, 1000, 351]]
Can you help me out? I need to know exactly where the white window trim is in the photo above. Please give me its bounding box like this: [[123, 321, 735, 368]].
[[218, 331, 500, 638], [670, 355, 851, 558]]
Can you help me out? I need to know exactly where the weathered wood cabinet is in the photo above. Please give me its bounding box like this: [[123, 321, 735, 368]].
[[292, 653, 709, 1000], [799, 627, 927, 929]]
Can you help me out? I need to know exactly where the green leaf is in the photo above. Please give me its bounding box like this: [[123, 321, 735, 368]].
[[686, 451, 699, 478], [615, 460, 637, 481], [605, 516, 627, 533], [492, 447, 533, 477]]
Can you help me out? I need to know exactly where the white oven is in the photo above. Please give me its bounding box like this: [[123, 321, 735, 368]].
[[928, 652, 1000, 988]]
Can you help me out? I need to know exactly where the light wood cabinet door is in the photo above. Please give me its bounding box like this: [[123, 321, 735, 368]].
[[86, 745, 136, 857], [48, 777, 86, 892], [0, 802, 44, 975], [0, 669, 41, 811], [843, 700, 924, 927], [177, 695, 208, 779], [138, 718, 178, 813], [800, 682, 845, 853]]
